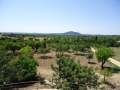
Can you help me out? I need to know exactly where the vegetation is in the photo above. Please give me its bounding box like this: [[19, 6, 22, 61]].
[[8, 55, 38, 82], [0, 45, 38, 85], [101, 68, 112, 82], [19, 46, 33, 57], [96, 47, 114, 69], [0, 34, 120, 89], [87, 51, 93, 63], [52, 57, 98, 90]]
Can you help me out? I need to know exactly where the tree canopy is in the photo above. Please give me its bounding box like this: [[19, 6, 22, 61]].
[[52, 57, 98, 90], [96, 47, 114, 69]]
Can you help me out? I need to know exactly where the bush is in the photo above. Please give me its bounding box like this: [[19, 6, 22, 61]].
[[0, 46, 38, 84], [56, 52, 64, 58], [16, 56, 37, 81], [8, 55, 38, 82], [38, 48, 50, 54], [52, 57, 98, 90], [19, 46, 33, 57]]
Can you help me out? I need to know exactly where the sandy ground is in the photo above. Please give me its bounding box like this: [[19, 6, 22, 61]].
[[109, 73, 120, 86], [18, 50, 120, 90], [34, 51, 57, 80], [17, 83, 53, 90]]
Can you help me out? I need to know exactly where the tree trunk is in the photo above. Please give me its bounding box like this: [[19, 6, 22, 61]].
[[101, 60, 105, 69], [101, 62, 104, 69]]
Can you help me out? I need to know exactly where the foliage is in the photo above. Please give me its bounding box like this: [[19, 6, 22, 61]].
[[56, 52, 64, 58], [52, 57, 98, 90], [100, 68, 112, 82], [38, 48, 50, 54], [0, 34, 120, 87], [0, 46, 38, 84], [56, 44, 70, 52], [5, 42, 21, 54], [9, 56, 38, 82], [0, 48, 14, 84], [96, 47, 114, 69], [87, 52, 93, 63], [42, 38, 47, 48], [19, 46, 33, 57]]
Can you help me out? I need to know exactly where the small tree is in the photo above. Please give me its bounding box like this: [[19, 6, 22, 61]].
[[5, 42, 20, 54], [96, 47, 114, 69], [14, 56, 38, 81], [56, 52, 64, 58], [33, 41, 42, 52], [38, 48, 50, 59], [73, 45, 80, 54], [101, 68, 112, 82], [42, 38, 47, 48], [19, 46, 33, 57], [52, 57, 98, 90], [0, 47, 38, 84], [0, 48, 14, 84], [87, 52, 93, 63]]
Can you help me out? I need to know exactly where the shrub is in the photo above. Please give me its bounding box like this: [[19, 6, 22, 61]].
[[52, 57, 98, 90]]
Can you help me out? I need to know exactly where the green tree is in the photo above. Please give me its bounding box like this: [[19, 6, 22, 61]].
[[38, 47, 50, 59], [34, 41, 42, 52], [96, 47, 114, 69], [42, 38, 47, 48], [0, 46, 38, 84], [19, 46, 33, 57], [87, 52, 93, 63], [0, 48, 14, 84], [9, 56, 38, 82], [52, 57, 98, 90], [2, 55, 38, 83], [5, 42, 20, 54]]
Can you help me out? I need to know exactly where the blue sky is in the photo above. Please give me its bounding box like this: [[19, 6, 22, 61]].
[[0, 0, 120, 34]]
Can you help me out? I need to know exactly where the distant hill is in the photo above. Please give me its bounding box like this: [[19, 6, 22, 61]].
[[42, 31, 81, 36], [0, 31, 81, 36], [63, 31, 81, 35]]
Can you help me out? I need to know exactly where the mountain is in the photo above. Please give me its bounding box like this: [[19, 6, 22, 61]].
[[63, 31, 81, 35], [0, 31, 81, 36], [46, 31, 81, 35]]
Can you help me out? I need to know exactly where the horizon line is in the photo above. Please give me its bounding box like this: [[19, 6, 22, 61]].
[[0, 31, 120, 36]]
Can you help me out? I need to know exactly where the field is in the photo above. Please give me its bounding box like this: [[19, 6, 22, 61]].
[[19, 50, 120, 90], [35, 51, 96, 80], [0, 34, 120, 90]]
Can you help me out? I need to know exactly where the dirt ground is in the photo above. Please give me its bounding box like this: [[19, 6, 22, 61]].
[[17, 83, 52, 90], [18, 50, 120, 90], [36, 51, 118, 77], [34, 51, 100, 80], [34, 51, 57, 80]]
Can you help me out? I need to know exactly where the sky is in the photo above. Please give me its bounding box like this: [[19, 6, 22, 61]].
[[0, 0, 120, 35]]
